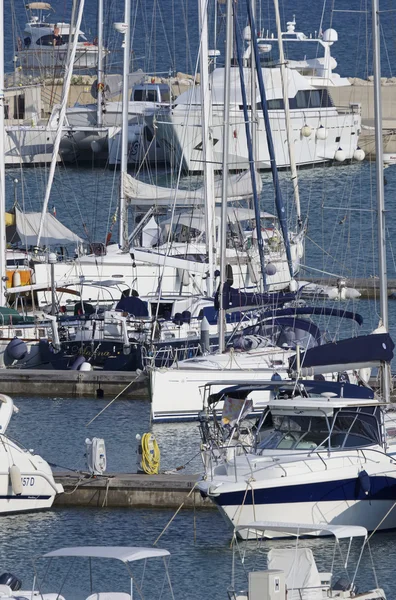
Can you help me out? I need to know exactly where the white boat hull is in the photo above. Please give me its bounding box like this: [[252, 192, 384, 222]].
[[200, 448, 396, 537], [150, 351, 291, 421], [157, 105, 362, 172], [5, 126, 58, 165], [216, 497, 396, 539]]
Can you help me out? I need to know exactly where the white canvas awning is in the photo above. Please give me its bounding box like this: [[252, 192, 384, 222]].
[[235, 521, 367, 539], [14, 208, 83, 247], [123, 170, 263, 209], [42, 546, 170, 563]]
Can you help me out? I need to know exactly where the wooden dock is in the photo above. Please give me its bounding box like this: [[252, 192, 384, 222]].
[[54, 471, 210, 509]]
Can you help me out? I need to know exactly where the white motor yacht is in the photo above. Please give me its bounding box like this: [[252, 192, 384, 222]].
[[16, 2, 108, 72], [198, 376, 396, 538], [156, 19, 363, 172]]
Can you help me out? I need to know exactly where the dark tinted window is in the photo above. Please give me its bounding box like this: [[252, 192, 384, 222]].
[[289, 89, 334, 109], [133, 90, 144, 101]]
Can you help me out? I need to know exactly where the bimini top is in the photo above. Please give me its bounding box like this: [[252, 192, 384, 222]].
[[42, 547, 170, 563], [236, 521, 367, 540]]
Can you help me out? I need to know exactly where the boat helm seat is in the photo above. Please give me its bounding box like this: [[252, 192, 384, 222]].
[[268, 548, 323, 600], [86, 594, 131, 600]]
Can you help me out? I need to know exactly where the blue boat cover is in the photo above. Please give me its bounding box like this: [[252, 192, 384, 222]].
[[208, 379, 375, 404], [289, 332, 394, 371], [214, 284, 296, 310]]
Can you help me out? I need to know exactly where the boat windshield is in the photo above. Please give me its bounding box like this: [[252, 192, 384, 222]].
[[258, 415, 329, 451], [257, 407, 381, 452]]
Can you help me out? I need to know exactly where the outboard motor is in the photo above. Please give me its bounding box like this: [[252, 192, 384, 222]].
[[0, 573, 22, 591], [6, 338, 27, 361]]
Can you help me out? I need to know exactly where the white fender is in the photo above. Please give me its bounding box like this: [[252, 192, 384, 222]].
[[9, 464, 23, 496]]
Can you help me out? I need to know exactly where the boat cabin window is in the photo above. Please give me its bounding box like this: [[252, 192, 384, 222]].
[[132, 86, 170, 103], [253, 89, 333, 112], [35, 33, 85, 46], [289, 89, 334, 109]]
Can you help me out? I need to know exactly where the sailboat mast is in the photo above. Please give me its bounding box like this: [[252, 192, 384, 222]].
[[118, 0, 131, 250], [198, 0, 215, 297], [372, 0, 389, 402], [218, 0, 233, 352], [96, 0, 104, 127], [36, 0, 85, 249], [0, 0, 6, 306], [250, 0, 257, 160], [273, 0, 302, 227]]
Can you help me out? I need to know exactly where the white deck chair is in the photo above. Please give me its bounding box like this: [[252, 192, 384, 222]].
[[268, 548, 323, 600]]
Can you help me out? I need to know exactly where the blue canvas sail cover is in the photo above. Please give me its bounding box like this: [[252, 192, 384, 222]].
[[289, 332, 395, 375], [214, 284, 296, 310]]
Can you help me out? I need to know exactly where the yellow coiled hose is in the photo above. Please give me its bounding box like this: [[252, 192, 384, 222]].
[[141, 433, 160, 475]]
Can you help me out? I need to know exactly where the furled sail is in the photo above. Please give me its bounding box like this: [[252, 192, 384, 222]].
[[123, 170, 263, 209]]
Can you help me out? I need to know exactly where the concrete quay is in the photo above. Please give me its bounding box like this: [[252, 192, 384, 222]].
[[0, 368, 149, 398], [54, 471, 210, 509]]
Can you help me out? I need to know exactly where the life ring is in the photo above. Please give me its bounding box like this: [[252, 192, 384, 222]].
[[97, 82, 105, 92]]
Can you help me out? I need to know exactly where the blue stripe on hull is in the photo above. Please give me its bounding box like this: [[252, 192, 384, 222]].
[[214, 476, 396, 506]]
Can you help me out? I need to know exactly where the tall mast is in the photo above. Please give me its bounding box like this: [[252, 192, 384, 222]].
[[96, 0, 104, 127], [372, 0, 389, 402], [0, 0, 6, 305], [37, 0, 85, 249], [250, 1, 257, 162], [273, 0, 301, 227], [198, 0, 215, 297], [218, 0, 233, 352], [118, 0, 131, 250], [247, 0, 294, 279]]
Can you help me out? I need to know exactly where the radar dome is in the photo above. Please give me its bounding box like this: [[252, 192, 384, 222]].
[[322, 28, 338, 44]]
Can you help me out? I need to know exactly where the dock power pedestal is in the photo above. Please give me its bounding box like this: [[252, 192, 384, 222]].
[[248, 570, 285, 600]]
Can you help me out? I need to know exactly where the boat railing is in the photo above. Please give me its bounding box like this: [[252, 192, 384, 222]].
[[142, 342, 203, 369], [336, 102, 362, 115], [205, 444, 390, 483]]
